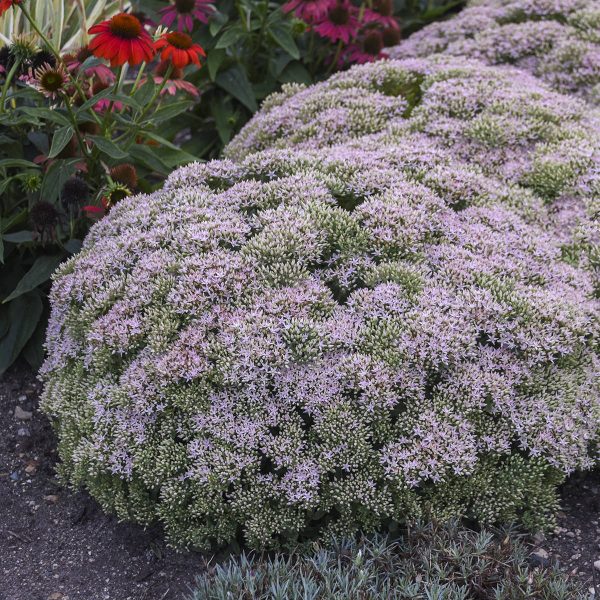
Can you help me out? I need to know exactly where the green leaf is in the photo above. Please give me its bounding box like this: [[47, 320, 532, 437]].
[[280, 61, 312, 85], [40, 158, 80, 203], [2, 230, 34, 243], [215, 25, 244, 49], [269, 24, 300, 60], [147, 100, 194, 124], [22, 303, 49, 371], [129, 145, 170, 175], [79, 55, 103, 71], [216, 66, 257, 112], [134, 79, 156, 106], [270, 53, 293, 78], [158, 147, 199, 168], [0, 292, 43, 375], [27, 131, 49, 154], [89, 135, 129, 160], [3, 254, 64, 303], [207, 49, 226, 81], [75, 88, 112, 113], [209, 10, 228, 36], [0, 158, 40, 170], [19, 106, 71, 127], [63, 239, 82, 254], [1, 210, 28, 233], [48, 126, 74, 159], [211, 100, 234, 145]]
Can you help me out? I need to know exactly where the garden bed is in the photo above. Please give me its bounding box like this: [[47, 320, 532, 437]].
[[1, 364, 598, 599]]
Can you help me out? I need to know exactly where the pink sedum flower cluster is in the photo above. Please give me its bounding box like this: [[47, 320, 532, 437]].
[[388, 0, 600, 103], [41, 18, 600, 550]]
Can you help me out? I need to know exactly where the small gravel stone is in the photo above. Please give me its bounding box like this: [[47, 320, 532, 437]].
[[530, 548, 550, 567], [533, 532, 546, 545], [14, 406, 32, 421], [594, 559, 600, 572]]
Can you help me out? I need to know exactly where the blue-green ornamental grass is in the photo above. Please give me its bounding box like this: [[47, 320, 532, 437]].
[[189, 521, 591, 600]]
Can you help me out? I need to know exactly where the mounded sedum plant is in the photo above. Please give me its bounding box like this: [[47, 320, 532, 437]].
[[388, 0, 600, 104], [225, 55, 600, 287], [225, 56, 600, 203], [41, 133, 600, 548]]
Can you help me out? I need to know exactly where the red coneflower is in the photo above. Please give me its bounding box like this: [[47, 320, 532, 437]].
[[0, 0, 21, 17], [154, 32, 205, 69], [88, 13, 155, 67], [64, 46, 116, 85]]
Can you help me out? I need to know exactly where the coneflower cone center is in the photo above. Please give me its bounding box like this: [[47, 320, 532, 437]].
[[174, 0, 196, 14], [328, 5, 349, 25], [40, 70, 63, 91], [109, 14, 142, 39], [166, 32, 193, 49], [363, 31, 383, 55]]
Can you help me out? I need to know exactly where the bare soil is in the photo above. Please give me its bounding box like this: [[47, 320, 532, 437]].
[[1, 363, 599, 600]]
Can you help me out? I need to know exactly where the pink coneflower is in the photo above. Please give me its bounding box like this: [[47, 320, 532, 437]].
[[32, 62, 68, 99], [64, 46, 116, 86], [345, 30, 386, 65], [363, 8, 398, 30], [130, 10, 157, 29], [91, 81, 123, 113], [159, 0, 215, 32], [362, 0, 400, 29], [150, 61, 199, 97], [282, 0, 329, 24], [313, 0, 359, 44]]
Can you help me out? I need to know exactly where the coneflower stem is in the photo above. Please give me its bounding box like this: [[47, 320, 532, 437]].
[[64, 97, 90, 158], [130, 62, 147, 96], [0, 60, 20, 114]]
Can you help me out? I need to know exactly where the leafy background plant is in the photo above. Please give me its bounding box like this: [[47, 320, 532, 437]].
[[0, 0, 463, 375]]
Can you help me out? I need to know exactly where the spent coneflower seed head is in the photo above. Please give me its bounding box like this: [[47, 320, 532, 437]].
[[363, 31, 383, 56], [61, 177, 89, 210], [0, 46, 11, 74], [30, 49, 56, 71], [110, 164, 138, 190], [382, 26, 401, 47], [10, 35, 38, 65], [30, 201, 59, 240], [76, 46, 93, 63]]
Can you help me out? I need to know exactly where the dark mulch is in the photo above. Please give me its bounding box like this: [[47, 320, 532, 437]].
[[1, 363, 598, 600]]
